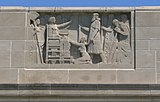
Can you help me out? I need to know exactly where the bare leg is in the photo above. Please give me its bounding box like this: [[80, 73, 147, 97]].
[[89, 54, 94, 64], [100, 53, 107, 64]]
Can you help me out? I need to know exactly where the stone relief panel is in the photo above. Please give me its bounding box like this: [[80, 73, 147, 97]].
[[29, 12, 133, 66]]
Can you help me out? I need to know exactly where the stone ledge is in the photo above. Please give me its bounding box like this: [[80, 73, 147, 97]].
[[0, 6, 159, 12], [0, 84, 159, 96]]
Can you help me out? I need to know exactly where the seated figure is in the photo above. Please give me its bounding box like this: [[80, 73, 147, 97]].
[[67, 37, 92, 64]]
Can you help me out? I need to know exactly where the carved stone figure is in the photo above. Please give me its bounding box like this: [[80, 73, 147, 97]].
[[101, 25, 115, 64], [113, 15, 131, 64], [31, 19, 45, 64], [45, 16, 73, 64], [67, 37, 92, 64], [47, 16, 71, 37], [80, 13, 106, 64]]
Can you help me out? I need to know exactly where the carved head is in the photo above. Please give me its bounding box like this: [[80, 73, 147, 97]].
[[48, 17, 56, 24], [35, 19, 40, 25], [92, 13, 100, 21], [120, 14, 128, 22], [112, 19, 119, 27], [80, 37, 86, 43]]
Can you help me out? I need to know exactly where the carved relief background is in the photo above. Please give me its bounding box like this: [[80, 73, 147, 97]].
[[28, 12, 133, 65]]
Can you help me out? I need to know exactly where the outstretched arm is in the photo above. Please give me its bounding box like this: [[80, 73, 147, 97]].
[[66, 37, 81, 46], [114, 27, 130, 36], [57, 20, 72, 28], [80, 25, 89, 32], [101, 26, 112, 32]]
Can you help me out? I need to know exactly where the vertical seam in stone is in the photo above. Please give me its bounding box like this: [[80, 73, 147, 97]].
[[116, 69, 117, 84], [17, 69, 19, 84], [67, 69, 70, 83], [25, 12, 27, 27], [149, 39, 151, 51], [155, 50, 157, 84], [10, 41, 12, 68]]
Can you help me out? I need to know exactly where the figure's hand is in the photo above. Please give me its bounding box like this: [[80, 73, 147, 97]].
[[114, 27, 121, 32]]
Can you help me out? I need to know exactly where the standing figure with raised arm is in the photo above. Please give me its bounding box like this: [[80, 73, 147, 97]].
[[113, 15, 131, 64], [80, 13, 106, 64], [32, 18, 45, 64], [47, 16, 71, 37]]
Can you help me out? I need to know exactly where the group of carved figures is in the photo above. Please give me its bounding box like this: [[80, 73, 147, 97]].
[[31, 13, 131, 64]]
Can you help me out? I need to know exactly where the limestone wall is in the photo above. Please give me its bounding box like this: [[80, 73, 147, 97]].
[[0, 7, 159, 97]]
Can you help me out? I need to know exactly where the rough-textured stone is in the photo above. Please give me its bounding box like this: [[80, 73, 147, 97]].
[[0, 69, 18, 84], [150, 39, 160, 50], [0, 27, 26, 40], [136, 40, 149, 50], [19, 70, 68, 84], [0, 51, 10, 68], [136, 50, 155, 68], [0, 12, 25, 26], [136, 11, 160, 27], [12, 41, 25, 51], [117, 69, 156, 84], [11, 51, 24, 68], [136, 27, 160, 40], [69, 70, 116, 84]]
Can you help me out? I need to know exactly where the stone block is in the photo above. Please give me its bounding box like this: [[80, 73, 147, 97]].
[[0, 27, 26, 40], [107, 7, 134, 12], [24, 51, 37, 65], [18, 90, 51, 96], [157, 62, 160, 73], [136, 40, 149, 50], [0, 6, 27, 12], [117, 69, 156, 84], [49, 64, 99, 69], [0, 69, 18, 84], [55, 7, 106, 12], [0, 90, 18, 96], [51, 90, 106, 96], [12, 41, 25, 51], [11, 51, 24, 68], [27, 27, 34, 40], [0, 51, 10, 68], [136, 11, 160, 27], [19, 70, 68, 84], [69, 70, 116, 84], [0, 12, 26, 26], [0, 41, 10, 52], [136, 27, 160, 40], [25, 40, 37, 51], [150, 39, 160, 50], [136, 50, 155, 68], [156, 51, 160, 61], [29, 7, 54, 12]]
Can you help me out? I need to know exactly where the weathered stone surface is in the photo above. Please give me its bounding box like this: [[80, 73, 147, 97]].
[[136, 11, 160, 27], [0, 69, 17, 84], [0, 51, 10, 68], [11, 51, 24, 68], [156, 51, 160, 61], [136, 40, 149, 50], [69, 70, 116, 84], [0, 27, 26, 40], [136, 27, 160, 40], [136, 50, 155, 68], [19, 70, 68, 84], [0, 6, 159, 98], [150, 39, 160, 50], [117, 69, 156, 84], [0, 13, 25, 26], [12, 41, 25, 51], [24, 51, 37, 65]]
